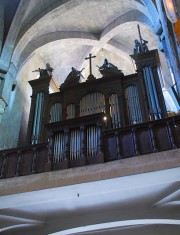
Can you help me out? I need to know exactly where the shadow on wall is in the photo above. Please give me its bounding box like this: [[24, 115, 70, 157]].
[[163, 88, 180, 112]]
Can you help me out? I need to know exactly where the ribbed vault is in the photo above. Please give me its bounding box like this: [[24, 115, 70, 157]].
[[9, 0, 160, 85]]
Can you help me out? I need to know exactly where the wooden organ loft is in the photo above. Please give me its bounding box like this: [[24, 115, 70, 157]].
[[0, 49, 180, 178]]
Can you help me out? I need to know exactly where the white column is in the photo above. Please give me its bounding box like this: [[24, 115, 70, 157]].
[[0, 3, 4, 54], [156, 0, 180, 96]]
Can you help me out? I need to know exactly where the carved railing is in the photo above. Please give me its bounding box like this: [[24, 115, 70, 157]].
[[0, 142, 48, 179], [0, 114, 180, 179], [104, 115, 180, 161]]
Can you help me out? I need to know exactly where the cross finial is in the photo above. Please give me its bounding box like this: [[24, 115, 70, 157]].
[[85, 53, 96, 80]]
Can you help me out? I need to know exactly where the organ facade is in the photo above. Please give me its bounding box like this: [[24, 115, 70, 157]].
[[20, 49, 178, 172]]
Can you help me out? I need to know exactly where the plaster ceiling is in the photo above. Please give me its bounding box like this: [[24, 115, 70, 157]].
[[12, 0, 159, 86], [31, 21, 158, 84], [0, 168, 180, 235], [31, 0, 145, 37]]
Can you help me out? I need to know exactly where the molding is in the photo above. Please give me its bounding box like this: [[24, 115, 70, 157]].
[[0, 97, 7, 123]]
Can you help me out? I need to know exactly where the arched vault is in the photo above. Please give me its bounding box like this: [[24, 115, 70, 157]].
[[7, 0, 159, 85]]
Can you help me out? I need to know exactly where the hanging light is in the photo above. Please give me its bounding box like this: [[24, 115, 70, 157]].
[[163, 0, 177, 23]]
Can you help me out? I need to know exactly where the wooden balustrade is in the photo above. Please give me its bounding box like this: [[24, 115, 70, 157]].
[[0, 114, 180, 179], [0, 142, 48, 178], [103, 115, 180, 161]]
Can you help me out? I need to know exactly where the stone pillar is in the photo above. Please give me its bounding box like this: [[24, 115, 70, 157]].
[[0, 94, 6, 122], [156, 0, 180, 96], [0, 69, 7, 123], [0, 62, 18, 122], [0, 3, 4, 54]]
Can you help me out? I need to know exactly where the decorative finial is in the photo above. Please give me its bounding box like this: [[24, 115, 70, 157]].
[[134, 25, 149, 54]]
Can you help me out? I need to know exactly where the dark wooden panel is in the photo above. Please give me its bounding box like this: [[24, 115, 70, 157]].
[[174, 121, 180, 148], [0, 155, 4, 175], [105, 136, 117, 161], [87, 153, 104, 165], [5, 153, 18, 178], [137, 128, 152, 154], [70, 156, 86, 168], [36, 147, 48, 173], [154, 125, 171, 151], [52, 159, 68, 171], [121, 132, 135, 158], [21, 150, 33, 176]]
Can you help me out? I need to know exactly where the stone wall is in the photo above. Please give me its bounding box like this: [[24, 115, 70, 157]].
[[0, 53, 45, 149]]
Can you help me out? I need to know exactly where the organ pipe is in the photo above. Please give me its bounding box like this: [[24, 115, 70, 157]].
[[148, 67, 162, 119], [80, 92, 105, 117], [50, 103, 62, 122], [53, 132, 65, 163], [125, 86, 143, 125], [86, 125, 98, 158], [31, 92, 44, 144], [143, 66, 162, 120]]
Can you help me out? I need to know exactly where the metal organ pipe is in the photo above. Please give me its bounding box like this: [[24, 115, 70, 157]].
[[115, 94, 121, 127], [133, 87, 138, 122], [50, 103, 62, 122], [80, 92, 105, 117], [143, 67, 158, 120], [146, 67, 158, 119], [36, 92, 44, 140], [86, 125, 98, 158], [129, 86, 135, 124], [31, 92, 44, 144], [70, 129, 81, 160], [148, 67, 162, 119], [125, 86, 142, 125], [110, 94, 121, 128], [53, 132, 66, 163], [126, 87, 133, 124], [128, 88, 133, 124], [132, 87, 137, 122], [134, 87, 143, 123], [31, 93, 40, 143], [143, 68, 153, 116]]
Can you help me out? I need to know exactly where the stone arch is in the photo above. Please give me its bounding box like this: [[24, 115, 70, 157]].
[[16, 0, 73, 44], [0, 0, 31, 71], [100, 10, 154, 43], [14, 32, 99, 70], [139, 0, 160, 26]]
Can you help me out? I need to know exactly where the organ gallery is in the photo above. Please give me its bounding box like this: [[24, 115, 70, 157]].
[[1, 1, 180, 234], [0, 40, 180, 179], [0, 28, 180, 177], [17, 47, 178, 173]]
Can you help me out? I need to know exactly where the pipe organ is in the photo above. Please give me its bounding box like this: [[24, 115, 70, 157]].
[[143, 66, 162, 119], [124, 85, 143, 125], [27, 49, 167, 168], [27, 75, 51, 144], [50, 103, 62, 122], [70, 129, 81, 160], [53, 132, 65, 163], [31, 92, 44, 144], [80, 92, 105, 117], [109, 94, 121, 128], [86, 125, 98, 158], [131, 50, 167, 120]]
